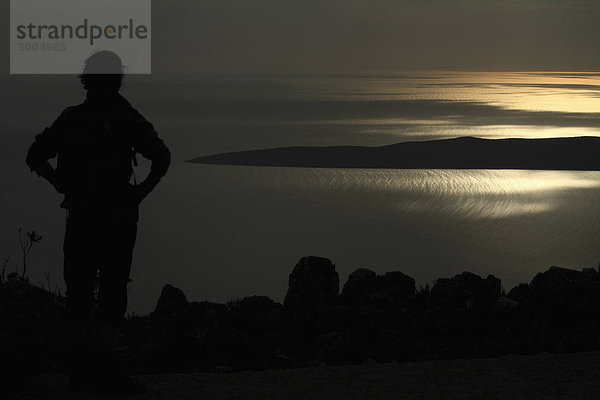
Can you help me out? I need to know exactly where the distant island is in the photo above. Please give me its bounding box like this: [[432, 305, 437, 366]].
[[188, 136, 600, 170]]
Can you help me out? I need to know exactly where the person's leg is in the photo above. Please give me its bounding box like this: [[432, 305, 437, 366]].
[[96, 218, 137, 327], [62, 212, 100, 389], [93, 218, 136, 366], [63, 213, 99, 324], [93, 217, 146, 394]]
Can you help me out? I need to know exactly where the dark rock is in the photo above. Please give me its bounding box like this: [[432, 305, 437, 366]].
[[340, 268, 378, 304], [353, 293, 393, 309], [316, 305, 358, 334], [151, 284, 196, 339], [341, 268, 415, 307], [318, 331, 350, 365], [13, 255, 600, 375], [529, 266, 600, 296], [226, 296, 283, 335], [282, 257, 340, 362], [494, 295, 519, 311], [378, 271, 416, 302], [431, 272, 501, 309], [229, 295, 281, 313], [582, 267, 597, 278], [190, 301, 228, 328], [154, 284, 190, 316], [527, 266, 600, 312], [283, 256, 339, 311], [508, 283, 530, 302], [0, 281, 63, 344], [0, 281, 63, 393]]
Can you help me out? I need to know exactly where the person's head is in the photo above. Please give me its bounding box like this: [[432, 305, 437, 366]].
[[79, 50, 124, 93]]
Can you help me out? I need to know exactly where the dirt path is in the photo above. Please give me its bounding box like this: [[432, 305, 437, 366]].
[[22, 351, 600, 399]]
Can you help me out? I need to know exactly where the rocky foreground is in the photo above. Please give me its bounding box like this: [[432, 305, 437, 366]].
[[21, 351, 600, 399], [3, 256, 600, 394]]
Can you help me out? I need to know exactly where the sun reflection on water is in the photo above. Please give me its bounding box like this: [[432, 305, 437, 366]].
[[360, 71, 600, 114], [387, 169, 600, 219]]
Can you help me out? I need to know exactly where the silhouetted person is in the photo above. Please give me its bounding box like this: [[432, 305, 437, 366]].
[[26, 50, 170, 394]]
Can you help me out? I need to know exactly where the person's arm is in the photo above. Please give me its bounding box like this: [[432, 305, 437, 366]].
[[129, 108, 171, 200], [25, 109, 70, 193]]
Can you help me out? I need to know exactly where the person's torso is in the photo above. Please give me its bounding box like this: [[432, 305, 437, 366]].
[[56, 97, 137, 211]]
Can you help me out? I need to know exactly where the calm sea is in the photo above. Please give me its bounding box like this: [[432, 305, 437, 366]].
[[3, 71, 600, 313]]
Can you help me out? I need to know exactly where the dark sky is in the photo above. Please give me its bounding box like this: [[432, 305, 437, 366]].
[[149, 0, 600, 73], [3, 0, 600, 74]]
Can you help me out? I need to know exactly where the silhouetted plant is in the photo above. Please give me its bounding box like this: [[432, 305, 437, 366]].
[[43, 269, 63, 297], [42, 269, 51, 291], [416, 284, 430, 296], [7, 271, 20, 282], [226, 297, 244, 311], [1, 257, 9, 284], [18, 228, 43, 281]]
